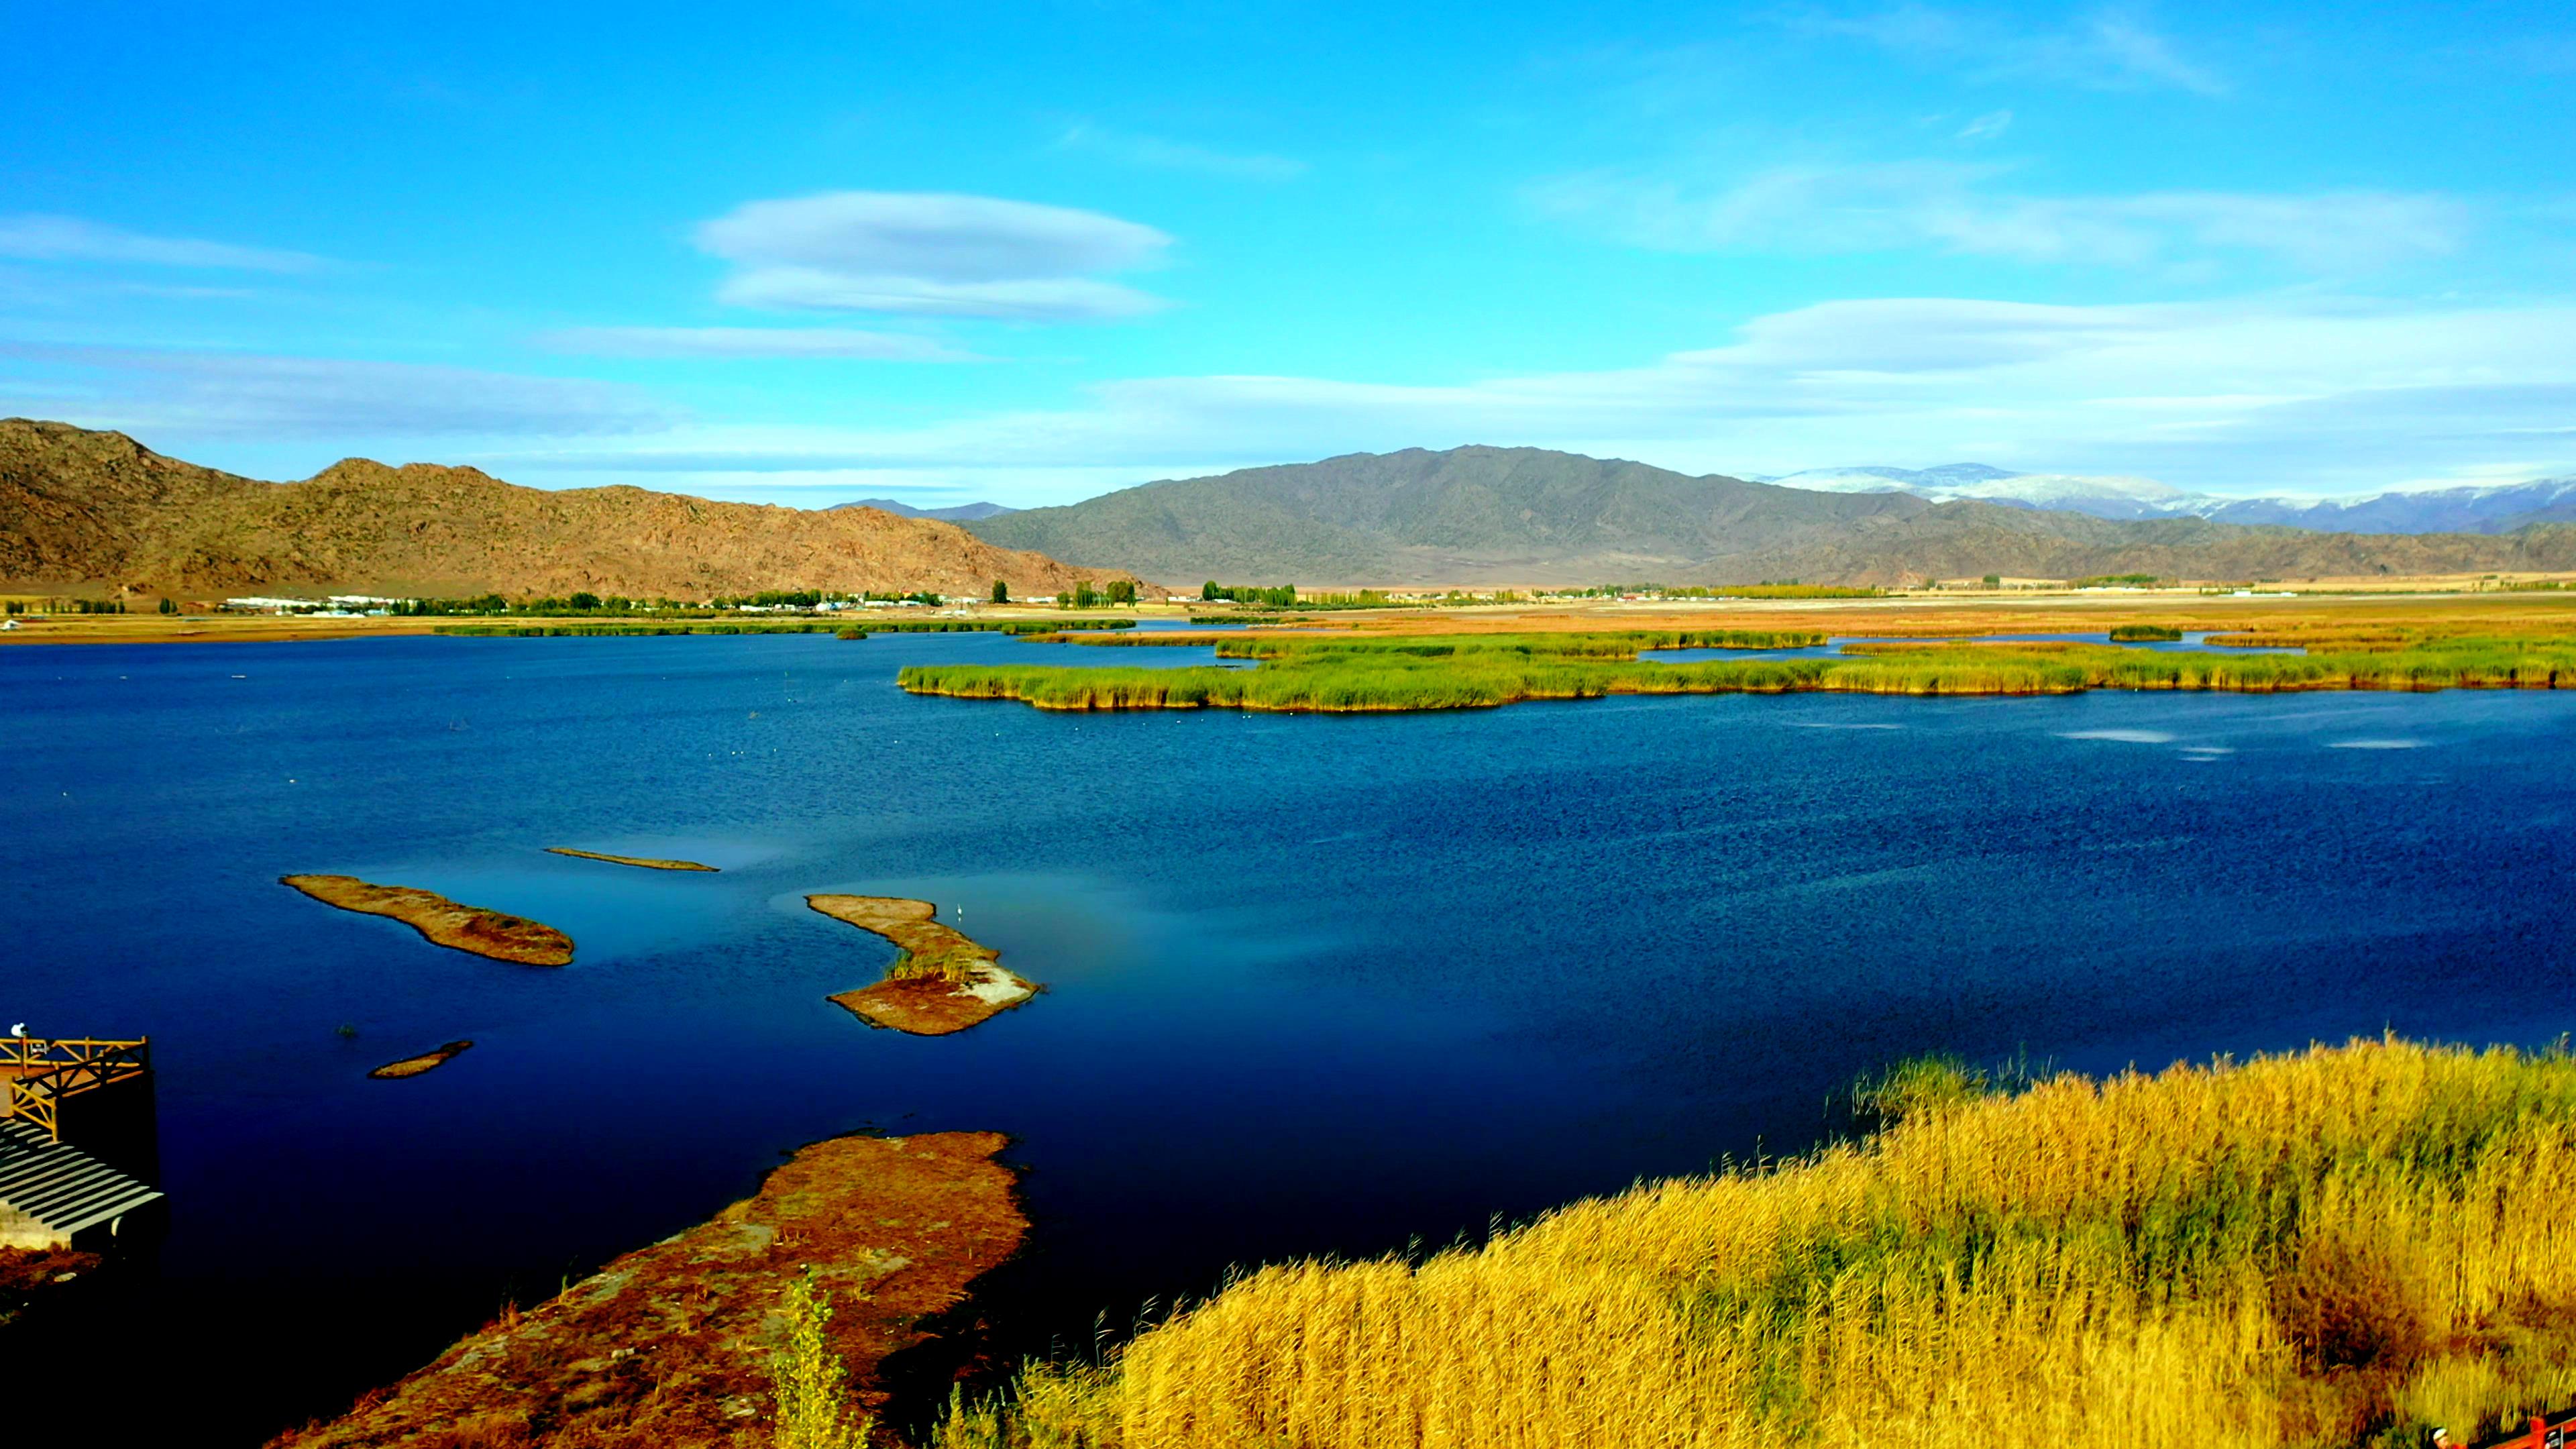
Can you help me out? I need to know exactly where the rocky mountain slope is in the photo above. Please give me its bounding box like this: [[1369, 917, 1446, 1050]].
[[0, 419, 1136, 599], [967, 445, 2576, 586]]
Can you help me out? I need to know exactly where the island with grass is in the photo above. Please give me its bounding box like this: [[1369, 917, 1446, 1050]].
[[280, 875, 574, 965], [270, 1130, 1026, 1448], [806, 894, 1037, 1036], [896, 625, 2576, 714], [545, 847, 717, 872]]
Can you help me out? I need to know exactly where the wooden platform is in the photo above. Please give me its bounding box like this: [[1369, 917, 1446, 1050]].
[[0, 1120, 163, 1249], [2, 1037, 152, 1143]]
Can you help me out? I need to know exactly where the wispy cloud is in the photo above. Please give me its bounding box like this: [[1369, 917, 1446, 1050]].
[[694, 191, 1172, 321], [0, 341, 665, 439], [1053, 123, 1307, 180], [473, 295, 2576, 502], [0, 215, 325, 273], [1530, 161, 2467, 273], [537, 326, 979, 362], [1790, 4, 2227, 95], [1956, 109, 2012, 141]]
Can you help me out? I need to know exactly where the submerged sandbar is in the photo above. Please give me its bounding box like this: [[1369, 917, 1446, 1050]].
[[270, 1130, 1026, 1448], [807, 894, 1038, 1036], [368, 1040, 474, 1079], [280, 875, 574, 966], [545, 847, 718, 872]]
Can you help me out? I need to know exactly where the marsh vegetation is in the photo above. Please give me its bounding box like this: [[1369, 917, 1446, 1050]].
[[932, 1038, 2576, 1449], [898, 630, 2576, 712]]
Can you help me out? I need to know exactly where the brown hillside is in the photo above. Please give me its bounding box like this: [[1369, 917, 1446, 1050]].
[[0, 419, 1146, 600]]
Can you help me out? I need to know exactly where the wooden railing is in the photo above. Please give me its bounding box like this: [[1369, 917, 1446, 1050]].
[[1, 1037, 151, 1143], [2466, 1407, 2576, 1448]]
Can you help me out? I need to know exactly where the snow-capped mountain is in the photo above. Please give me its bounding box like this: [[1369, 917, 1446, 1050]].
[[1756, 466, 2576, 535]]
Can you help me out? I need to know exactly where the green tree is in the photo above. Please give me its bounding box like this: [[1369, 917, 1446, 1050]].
[[158, 596, 178, 614], [1104, 579, 1137, 606], [989, 578, 1009, 604], [568, 591, 601, 610], [1201, 580, 1222, 601], [1070, 582, 1097, 609], [1982, 574, 2002, 587], [771, 1268, 867, 1449]]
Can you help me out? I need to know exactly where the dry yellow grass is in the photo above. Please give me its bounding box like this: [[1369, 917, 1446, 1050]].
[[938, 1039, 2576, 1449]]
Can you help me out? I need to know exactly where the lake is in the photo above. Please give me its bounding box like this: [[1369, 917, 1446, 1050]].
[[7, 630, 2573, 1442]]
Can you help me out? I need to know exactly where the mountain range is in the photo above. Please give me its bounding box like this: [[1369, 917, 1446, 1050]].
[[1766, 465, 2576, 535], [0, 419, 1130, 600], [11, 422, 2574, 597], [965, 445, 2576, 586], [829, 498, 1020, 523]]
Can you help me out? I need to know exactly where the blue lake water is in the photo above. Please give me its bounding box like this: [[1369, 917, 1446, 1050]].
[[7, 630, 2575, 1440]]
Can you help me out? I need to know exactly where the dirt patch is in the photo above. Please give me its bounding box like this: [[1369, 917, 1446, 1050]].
[[282, 875, 574, 966], [547, 847, 718, 872], [807, 896, 1038, 1036], [369, 1040, 474, 1079], [267, 1131, 1026, 1449], [0, 1246, 101, 1328]]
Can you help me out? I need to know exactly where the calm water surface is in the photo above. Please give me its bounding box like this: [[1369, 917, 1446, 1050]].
[[5, 631, 2573, 1440]]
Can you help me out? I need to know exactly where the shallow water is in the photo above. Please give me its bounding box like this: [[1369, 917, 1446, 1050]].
[[6, 631, 2573, 1440]]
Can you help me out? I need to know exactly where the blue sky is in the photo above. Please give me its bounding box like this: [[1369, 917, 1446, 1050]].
[[4, 1, 2571, 506]]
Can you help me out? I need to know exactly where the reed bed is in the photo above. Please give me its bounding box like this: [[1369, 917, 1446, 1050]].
[[898, 633, 2576, 712], [2108, 624, 2186, 641], [437, 621, 849, 637], [934, 1038, 2576, 1449]]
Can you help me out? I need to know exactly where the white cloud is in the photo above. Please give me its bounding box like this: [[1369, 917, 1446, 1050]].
[[537, 325, 977, 362], [0, 215, 324, 273], [1531, 162, 2467, 273], [1794, 4, 2227, 94], [475, 295, 2576, 504], [1956, 109, 2012, 141], [1053, 123, 1307, 181], [693, 191, 1172, 321], [712, 269, 1165, 321], [0, 342, 665, 439]]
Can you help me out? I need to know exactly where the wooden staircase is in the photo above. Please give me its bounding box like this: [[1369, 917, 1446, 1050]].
[[0, 1120, 164, 1246]]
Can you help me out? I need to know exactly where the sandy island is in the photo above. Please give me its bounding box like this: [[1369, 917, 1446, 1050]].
[[280, 875, 574, 966], [546, 847, 718, 871], [806, 895, 1038, 1036], [267, 1130, 1026, 1449], [368, 1040, 474, 1079]]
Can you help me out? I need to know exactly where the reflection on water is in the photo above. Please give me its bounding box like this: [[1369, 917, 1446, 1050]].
[[5, 630, 2573, 1442]]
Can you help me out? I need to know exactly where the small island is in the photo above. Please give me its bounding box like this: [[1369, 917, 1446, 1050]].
[[545, 847, 718, 872], [368, 1040, 474, 1079], [807, 894, 1038, 1036], [269, 1131, 1026, 1448], [280, 875, 574, 966]]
